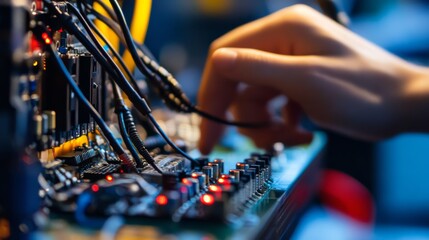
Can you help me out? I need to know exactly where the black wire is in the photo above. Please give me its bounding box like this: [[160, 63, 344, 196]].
[[107, 0, 157, 82], [77, 1, 146, 99], [122, 109, 164, 173], [118, 111, 143, 168], [91, 0, 118, 22]]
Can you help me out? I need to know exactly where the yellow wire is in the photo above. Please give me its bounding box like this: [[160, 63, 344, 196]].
[[122, 0, 152, 73]]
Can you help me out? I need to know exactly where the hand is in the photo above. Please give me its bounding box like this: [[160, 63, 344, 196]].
[[197, 4, 429, 154]]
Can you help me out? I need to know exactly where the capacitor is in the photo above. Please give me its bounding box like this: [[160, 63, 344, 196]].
[[182, 178, 199, 196], [43, 110, 56, 133], [191, 172, 208, 188], [202, 166, 213, 179], [236, 162, 249, 170], [244, 158, 256, 165], [208, 162, 219, 179], [229, 169, 241, 182], [213, 159, 224, 174]]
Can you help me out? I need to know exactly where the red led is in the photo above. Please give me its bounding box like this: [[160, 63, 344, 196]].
[[208, 185, 222, 193], [156, 194, 168, 206], [182, 178, 190, 184], [106, 175, 114, 182], [41, 32, 52, 45], [200, 194, 215, 206], [91, 184, 99, 192]]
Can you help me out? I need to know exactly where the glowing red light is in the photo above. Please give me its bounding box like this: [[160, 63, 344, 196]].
[[218, 178, 225, 184], [91, 184, 99, 192], [106, 175, 114, 182], [208, 185, 222, 193], [182, 178, 190, 184], [41, 33, 48, 39], [120, 169, 124, 173], [191, 173, 198, 178], [200, 194, 215, 206], [156, 194, 168, 206]]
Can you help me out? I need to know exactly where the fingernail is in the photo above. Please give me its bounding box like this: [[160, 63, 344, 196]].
[[213, 48, 237, 70]]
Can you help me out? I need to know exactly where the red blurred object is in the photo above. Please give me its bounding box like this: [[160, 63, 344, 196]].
[[35, 0, 43, 11], [200, 194, 215, 206], [91, 184, 99, 192], [156, 194, 168, 206], [319, 169, 375, 224], [105, 175, 114, 182]]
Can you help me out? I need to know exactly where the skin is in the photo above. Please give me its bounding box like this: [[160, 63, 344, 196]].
[[197, 4, 429, 155]]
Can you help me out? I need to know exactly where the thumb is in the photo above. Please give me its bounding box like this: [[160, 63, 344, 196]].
[[211, 47, 324, 98]]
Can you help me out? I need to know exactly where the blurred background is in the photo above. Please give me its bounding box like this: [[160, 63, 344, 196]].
[[142, 0, 429, 239]]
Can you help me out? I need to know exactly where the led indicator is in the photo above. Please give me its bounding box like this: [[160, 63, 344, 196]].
[[41, 32, 52, 45], [182, 178, 190, 184], [156, 194, 168, 206], [91, 184, 99, 192], [208, 185, 221, 193], [33, 61, 39, 67], [106, 175, 113, 182], [200, 194, 215, 206]]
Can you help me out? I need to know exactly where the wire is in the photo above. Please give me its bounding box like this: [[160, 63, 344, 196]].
[[92, 0, 118, 21], [122, 109, 164, 173], [112, 80, 162, 172], [118, 111, 143, 168], [77, 1, 146, 99]]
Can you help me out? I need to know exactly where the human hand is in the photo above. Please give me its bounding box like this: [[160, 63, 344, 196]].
[[197, 4, 429, 154]]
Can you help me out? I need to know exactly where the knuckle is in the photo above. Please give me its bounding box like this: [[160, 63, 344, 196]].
[[286, 4, 316, 16], [208, 39, 225, 55]]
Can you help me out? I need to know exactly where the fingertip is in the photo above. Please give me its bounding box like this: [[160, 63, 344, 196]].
[[211, 48, 238, 71]]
